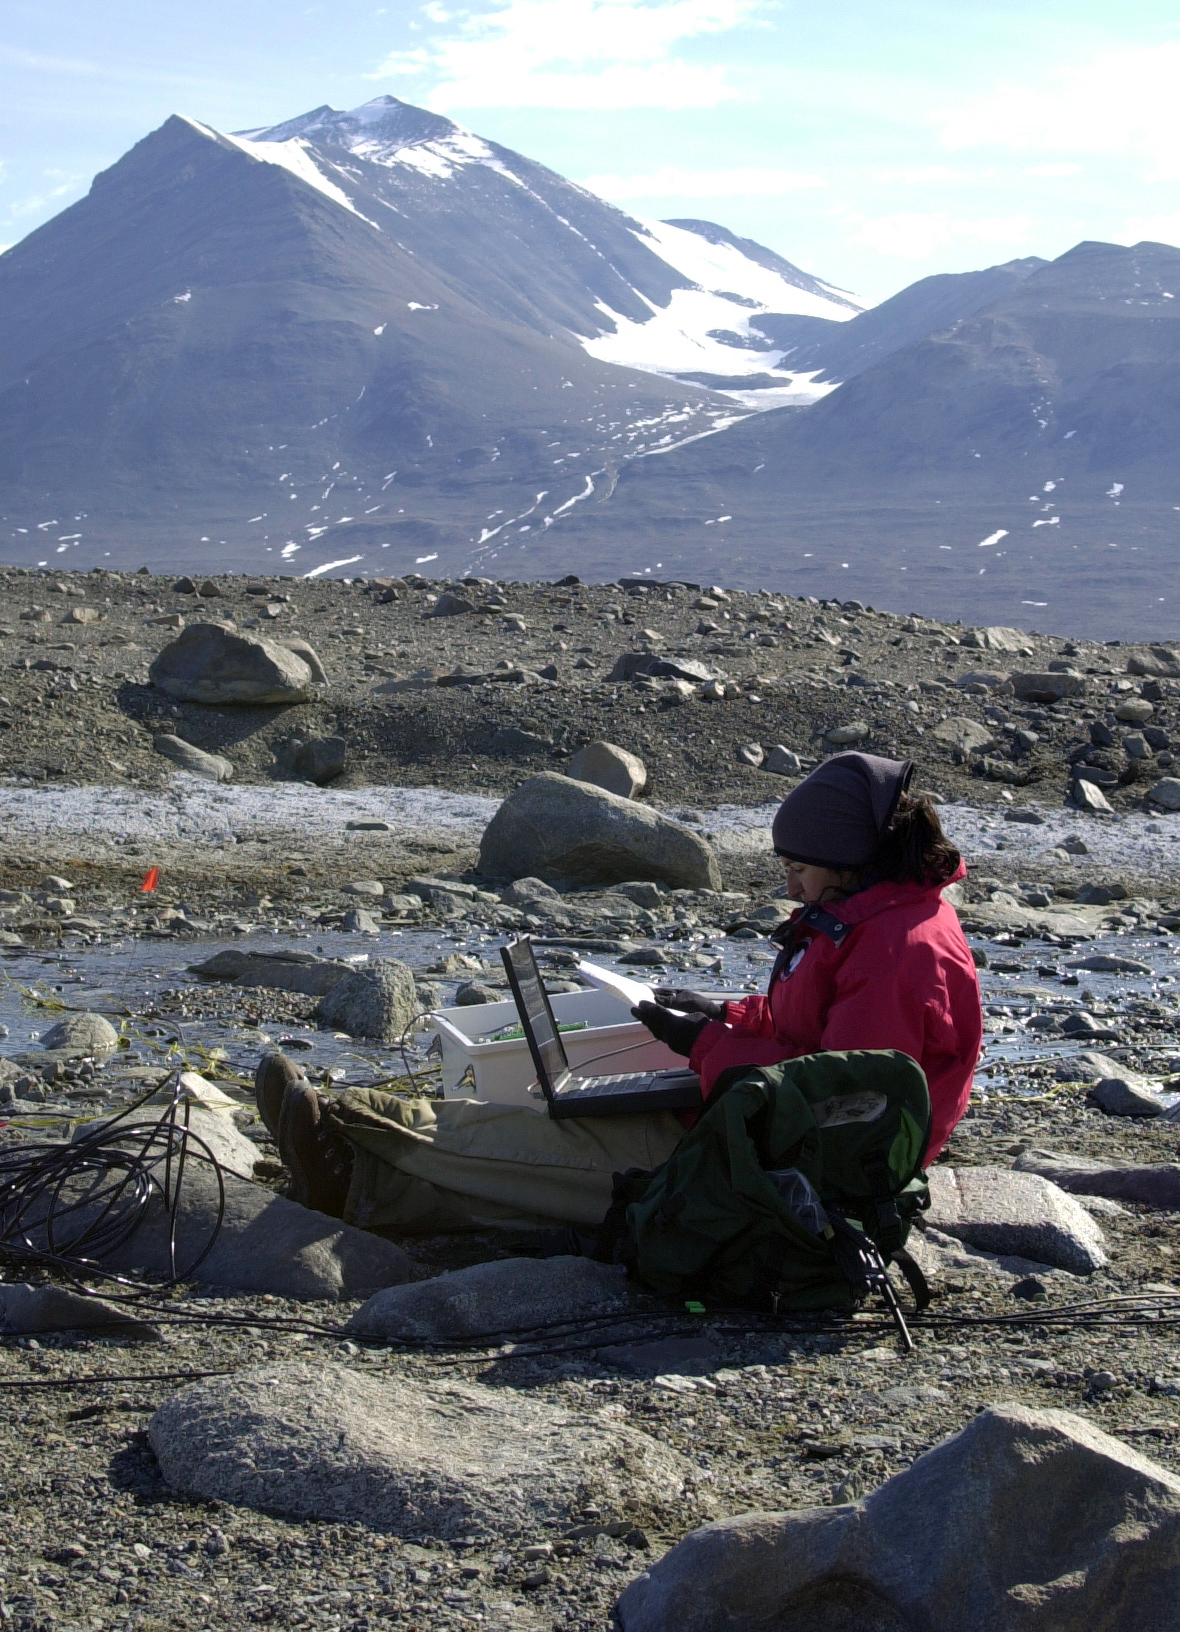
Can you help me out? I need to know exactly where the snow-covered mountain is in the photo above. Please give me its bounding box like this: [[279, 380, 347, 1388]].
[[0, 94, 867, 574], [231, 98, 864, 405]]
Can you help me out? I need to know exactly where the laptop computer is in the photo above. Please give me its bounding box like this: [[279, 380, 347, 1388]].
[[500, 938, 703, 1119]]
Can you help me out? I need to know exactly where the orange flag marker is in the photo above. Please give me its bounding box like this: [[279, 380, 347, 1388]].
[[140, 867, 160, 893]]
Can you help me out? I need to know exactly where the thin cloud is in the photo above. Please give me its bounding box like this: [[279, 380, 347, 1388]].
[[1120, 213, 1180, 248], [935, 41, 1180, 181], [367, 0, 765, 110], [582, 164, 824, 199], [836, 210, 1034, 260]]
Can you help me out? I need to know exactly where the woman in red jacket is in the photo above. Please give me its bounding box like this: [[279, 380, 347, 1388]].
[[633, 752, 983, 1163]]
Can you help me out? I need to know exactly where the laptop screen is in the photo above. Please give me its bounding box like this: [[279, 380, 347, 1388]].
[[501, 939, 568, 1093]]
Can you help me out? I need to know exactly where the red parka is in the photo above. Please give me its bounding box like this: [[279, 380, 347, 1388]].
[[690, 862, 982, 1163]]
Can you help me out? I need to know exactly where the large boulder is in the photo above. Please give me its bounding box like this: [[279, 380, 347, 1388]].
[[568, 740, 648, 798], [152, 734, 233, 782], [150, 1361, 707, 1541], [40, 1011, 119, 1056], [80, 1159, 412, 1299], [1011, 669, 1085, 702], [615, 1404, 1180, 1632], [349, 1256, 635, 1341], [149, 623, 318, 705], [189, 949, 350, 997], [315, 957, 418, 1040], [73, 1106, 263, 1183], [1015, 1147, 1180, 1210], [479, 773, 721, 890], [926, 1165, 1107, 1273]]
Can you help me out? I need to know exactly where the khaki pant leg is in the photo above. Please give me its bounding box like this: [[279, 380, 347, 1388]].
[[328, 1089, 685, 1234]]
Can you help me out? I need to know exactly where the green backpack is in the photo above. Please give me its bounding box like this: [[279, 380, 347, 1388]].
[[598, 1049, 932, 1317]]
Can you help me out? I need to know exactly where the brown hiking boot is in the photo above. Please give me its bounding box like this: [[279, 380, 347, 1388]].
[[277, 1079, 354, 1218], [254, 1051, 305, 1141]]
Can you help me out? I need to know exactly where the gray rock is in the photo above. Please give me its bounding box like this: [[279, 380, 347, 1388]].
[[1004, 806, 1046, 824], [341, 907, 379, 933], [455, 981, 500, 1005], [825, 721, 869, 746], [764, 745, 802, 776], [926, 1165, 1107, 1273], [905, 1225, 1071, 1284], [1073, 777, 1114, 813], [1115, 697, 1154, 723], [568, 740, 648, 798], [189, 949, 349, 997], [736, 742, 765, 767], [342, 878, 384, 897], [479, 773, 721, 890], [490, 726, 552, 755], [349, 1256, 635, 1341], [151, 1362, 705, 1541], [608, 652, 661, 682], [959, 626, 1034, 654], [1014, 1148, 1180, 1210], [315, 958, 418, 1040], [430, 590, 476, 616], [1147, 777, 1180, 811], [293, 735, 346, 784], [1012, 669, 1085, 702], [930, 716, 995, 754], [1053, 1050, 1126, 1082], [614, 880, 666, 907], [646, 657, 713, 684], [94, 1160, 412, 1298], [40, 1011, 119, 1056], [615, 1404, 1180, 1632], [1091, 1077, 1171, 1117], [0, 1284, 161, 1341], [152, 734, 233, 782], [1071, 950, 1147, 971], [502, 875, 565, 907], [276, 638, 327, 684], [955, 669, 1011, 692], [72, 1105, 263, 1183], [149, 623, 315, 705]]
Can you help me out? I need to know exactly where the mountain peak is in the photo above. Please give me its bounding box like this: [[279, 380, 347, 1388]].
[[236, 96, 460, 153]]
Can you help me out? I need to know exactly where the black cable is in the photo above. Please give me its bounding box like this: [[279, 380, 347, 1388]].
[[0, 1074, 225, 1295]]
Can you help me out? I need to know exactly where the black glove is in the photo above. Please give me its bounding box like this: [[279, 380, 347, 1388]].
[[631, 1002, 710, 1057], [653, 988, 728, 1022]]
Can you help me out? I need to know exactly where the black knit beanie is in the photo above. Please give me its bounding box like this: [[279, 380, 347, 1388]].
[[771, 752, 914, 868]]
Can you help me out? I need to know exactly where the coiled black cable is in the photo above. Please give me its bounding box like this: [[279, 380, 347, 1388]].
[[0, 1073, 225, 1294]]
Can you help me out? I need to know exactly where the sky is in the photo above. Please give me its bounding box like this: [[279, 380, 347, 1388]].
[[3, 0, 1180, 303]]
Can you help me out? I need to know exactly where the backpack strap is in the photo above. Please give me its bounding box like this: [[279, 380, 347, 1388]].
[[862, 1154, 905, 1256], [890, 1246, 932, 1314]]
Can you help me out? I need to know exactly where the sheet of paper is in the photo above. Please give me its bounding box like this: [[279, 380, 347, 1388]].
[[575, 959, 656, 1011]]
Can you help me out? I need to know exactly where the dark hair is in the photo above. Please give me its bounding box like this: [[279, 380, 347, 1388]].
[[854, 792, 960, 887]]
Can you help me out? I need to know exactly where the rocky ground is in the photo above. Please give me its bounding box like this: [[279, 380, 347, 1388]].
[[0, 566, 1180, 1630], [0, 565, 1176, 817]]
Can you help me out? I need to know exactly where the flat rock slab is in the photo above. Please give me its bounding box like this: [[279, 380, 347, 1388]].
[[926, 1165, 1107, 1273], [72, 1106, 263, 1182], [51, 1145, 415, 1299], [1015, 1148, 1180, 1210], [189, 949, 350, 997], [616, 1404, 1180, 1632], [906, 1224, 1074, 1284], [349, 1255, 636, 1341], [150, 1362, 707, 1540], [0, 1284, 161, 1340]]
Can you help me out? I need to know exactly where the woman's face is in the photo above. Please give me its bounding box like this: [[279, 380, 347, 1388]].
[[778, 857, 856, 905]]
